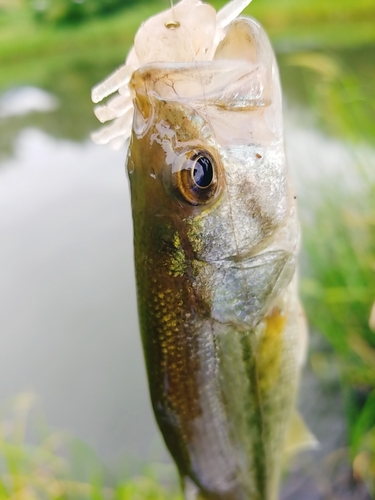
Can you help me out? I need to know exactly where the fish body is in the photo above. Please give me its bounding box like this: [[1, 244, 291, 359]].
[[92, 1, 310, 499]]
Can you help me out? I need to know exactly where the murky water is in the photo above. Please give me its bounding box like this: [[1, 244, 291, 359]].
[[0, 125, 167, 464], [0, 38, 374, 496]]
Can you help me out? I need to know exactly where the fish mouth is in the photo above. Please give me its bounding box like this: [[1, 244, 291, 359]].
[[132, 60, 271, 110]]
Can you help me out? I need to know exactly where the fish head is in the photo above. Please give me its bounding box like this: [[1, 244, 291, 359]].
[[127, 17, 295, 264]]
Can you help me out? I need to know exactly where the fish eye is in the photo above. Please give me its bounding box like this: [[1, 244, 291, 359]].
[[170, 150, 220, 206], [191, 155, 214, 189]]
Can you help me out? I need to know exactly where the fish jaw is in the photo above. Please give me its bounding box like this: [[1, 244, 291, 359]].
[[125, 14, 303, 500]]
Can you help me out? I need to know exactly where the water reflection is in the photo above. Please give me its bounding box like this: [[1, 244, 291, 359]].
[[0, 127, 166, 465], [285, 105, 375, 205], [0, 86, 59, 118]]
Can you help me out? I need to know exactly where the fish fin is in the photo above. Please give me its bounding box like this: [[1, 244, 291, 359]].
[[296, 299, 309, 367], [183, 477, 202, 500], [284, 411, 319, 456]]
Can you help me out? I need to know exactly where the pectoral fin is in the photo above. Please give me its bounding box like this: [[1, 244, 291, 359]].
[[284, 411, 318, 456]]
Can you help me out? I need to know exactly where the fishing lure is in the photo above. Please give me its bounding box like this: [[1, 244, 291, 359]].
[[92, 1, 315, 498]]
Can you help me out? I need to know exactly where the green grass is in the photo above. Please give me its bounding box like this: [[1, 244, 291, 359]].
[[290, 62, 375, 492], [0, 2, 160, 88], [1, 0, 375, 89], [281, 48, 375, 145], [278, 32, 375, 493], [0, 394, 182, 500], [302, 183, 375, 493]]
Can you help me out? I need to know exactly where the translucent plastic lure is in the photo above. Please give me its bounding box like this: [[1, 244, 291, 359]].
[[92, 1, 314, 499]]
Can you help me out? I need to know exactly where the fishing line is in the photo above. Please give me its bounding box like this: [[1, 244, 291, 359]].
[[170, 0, 175, 20], [166, 0, 180, 28]]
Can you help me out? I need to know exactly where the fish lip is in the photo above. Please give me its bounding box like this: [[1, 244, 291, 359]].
[[136, 59, 250, 73], [132, 60, 270, 108]]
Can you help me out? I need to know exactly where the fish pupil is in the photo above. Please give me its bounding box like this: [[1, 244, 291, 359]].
[[192, 156, 213, 188]]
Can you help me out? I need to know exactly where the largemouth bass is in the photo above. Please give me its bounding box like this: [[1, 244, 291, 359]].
[[92, 1, 314, 498]]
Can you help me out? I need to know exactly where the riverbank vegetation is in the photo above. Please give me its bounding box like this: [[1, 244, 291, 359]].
[[1, 0, 375, 89], [0, 395, 182, 499]]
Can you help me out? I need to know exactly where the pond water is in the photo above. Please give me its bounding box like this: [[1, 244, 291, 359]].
[[0, 37, 374, 496], [0, 125, 166, 466]]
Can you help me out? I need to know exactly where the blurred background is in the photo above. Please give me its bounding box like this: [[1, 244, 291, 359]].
[[0, 0, 374, 498]]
